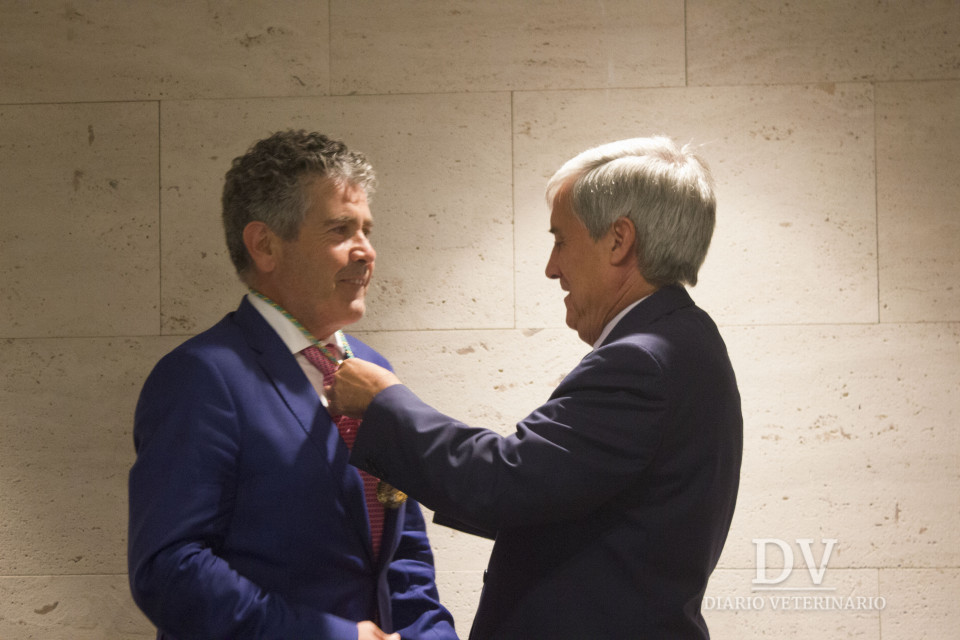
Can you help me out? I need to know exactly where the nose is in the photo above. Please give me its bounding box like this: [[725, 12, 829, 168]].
[[545, 245, 560, 280], [351, 231, 376, 264]]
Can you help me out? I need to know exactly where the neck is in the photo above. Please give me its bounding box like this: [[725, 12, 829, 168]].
[[610, 274, 659, 320], [581, 273, 659, 345], [248, 287, 341, 345]]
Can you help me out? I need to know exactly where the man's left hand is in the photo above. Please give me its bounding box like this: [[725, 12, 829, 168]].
[[326, 358, 401, 418]]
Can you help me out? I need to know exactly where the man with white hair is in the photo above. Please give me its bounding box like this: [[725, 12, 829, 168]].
[[329, 136, 743, 639]]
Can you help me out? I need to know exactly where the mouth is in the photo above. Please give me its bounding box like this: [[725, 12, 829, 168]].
[[338, 269, 371, 288]]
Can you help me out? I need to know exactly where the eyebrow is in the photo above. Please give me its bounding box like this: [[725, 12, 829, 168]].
[[325, 215, 373, 228]]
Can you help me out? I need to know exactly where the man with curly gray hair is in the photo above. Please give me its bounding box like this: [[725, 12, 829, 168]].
[[129, 130, 458, 640]]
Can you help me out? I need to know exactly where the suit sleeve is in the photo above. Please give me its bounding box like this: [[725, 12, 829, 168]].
[[385, 501, 459, 639], [350, 341, 668, 533], [127, 349, 357, 640]]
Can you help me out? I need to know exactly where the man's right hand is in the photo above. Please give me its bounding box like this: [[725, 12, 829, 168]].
[[357, 620, 401, 640], [327, 357, 401, 418]]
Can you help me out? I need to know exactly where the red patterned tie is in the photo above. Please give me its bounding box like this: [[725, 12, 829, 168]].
[[302, 345, 384, 561]]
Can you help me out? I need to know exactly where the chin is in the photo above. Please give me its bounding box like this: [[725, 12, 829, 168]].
[[565, 314, 596, 345], [342, 301, 366, 325]]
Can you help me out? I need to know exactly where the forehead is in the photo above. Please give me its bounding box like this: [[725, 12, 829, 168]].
[[305, 178, 371, 219], [549, 185, 579, 233]]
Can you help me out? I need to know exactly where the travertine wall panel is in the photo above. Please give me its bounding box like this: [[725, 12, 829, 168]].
[[160, 93, 513, 335], [877, 80, 960, 322], [0, 2, 329, 104], [514, 84, 878, 328], [355, 328, 585, 436], [0, 575, 154, 640], [0, 102, 159, 338], [688, 0, 960, 85], [0, 337, 182, 576], [717, 323, 960, 570], [331, 0, 684, 94], [1, 1, 957, 638], [879, 568, 960, 640], [433, 570, 484, 639]]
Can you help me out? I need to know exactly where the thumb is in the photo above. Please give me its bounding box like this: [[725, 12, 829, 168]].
[[321, 384, 334, 409]]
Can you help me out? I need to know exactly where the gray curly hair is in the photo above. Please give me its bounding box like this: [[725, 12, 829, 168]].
[[221, 130, 376, 277]]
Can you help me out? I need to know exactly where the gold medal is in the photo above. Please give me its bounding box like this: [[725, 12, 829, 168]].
[[376, 480, 407, 508]]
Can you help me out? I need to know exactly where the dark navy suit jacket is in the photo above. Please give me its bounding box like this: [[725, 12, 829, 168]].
[[351, 285, 742, 639], [128, 298, 457, 640]]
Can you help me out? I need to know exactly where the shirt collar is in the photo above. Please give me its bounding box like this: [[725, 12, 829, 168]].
[[592, 295, 650, 349], [246, 292, 336, 354]]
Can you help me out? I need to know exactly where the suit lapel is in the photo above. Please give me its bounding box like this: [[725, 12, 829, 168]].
[[233, 299, 375, 561]]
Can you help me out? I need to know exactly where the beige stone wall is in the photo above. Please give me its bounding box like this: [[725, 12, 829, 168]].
[[1, 1, 957, 638]]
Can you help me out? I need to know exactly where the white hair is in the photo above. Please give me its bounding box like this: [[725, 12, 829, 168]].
[[545, 136, 716, 286]]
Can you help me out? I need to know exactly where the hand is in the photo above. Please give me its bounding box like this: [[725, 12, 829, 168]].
[[326, 358, 401, 418], [357, 620, 401, 640]]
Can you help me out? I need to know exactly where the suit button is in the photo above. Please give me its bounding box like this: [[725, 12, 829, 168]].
[[482, 570, 488, 583]]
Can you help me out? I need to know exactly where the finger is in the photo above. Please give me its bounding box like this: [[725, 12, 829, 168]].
[[320, 385, 332, 408]]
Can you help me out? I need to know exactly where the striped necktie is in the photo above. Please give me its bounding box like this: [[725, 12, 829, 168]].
[[302, 345, 385, 561]]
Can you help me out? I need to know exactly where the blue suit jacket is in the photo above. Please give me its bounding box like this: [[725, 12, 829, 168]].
[[350, 285, 743, 639], [128, 298, 457, 640]]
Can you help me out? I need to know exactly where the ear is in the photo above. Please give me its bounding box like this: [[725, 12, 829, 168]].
[[242, 221, 281, 274], [608, 217, 637, 267]]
